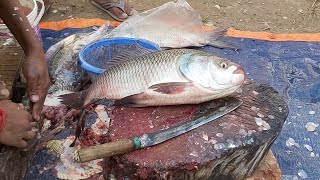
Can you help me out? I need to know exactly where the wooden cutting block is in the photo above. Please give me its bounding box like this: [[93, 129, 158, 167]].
[[104, 81, 288, 180], [0, 36, 24, 101]]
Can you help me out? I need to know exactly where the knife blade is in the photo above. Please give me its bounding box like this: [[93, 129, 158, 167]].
[[75, 97, 242, 163]]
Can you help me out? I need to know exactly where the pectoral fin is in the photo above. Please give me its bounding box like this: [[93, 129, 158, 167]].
[[149, 82, 192, 94]]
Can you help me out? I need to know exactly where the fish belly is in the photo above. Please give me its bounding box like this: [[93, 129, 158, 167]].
[[126, 85, 221, 106]]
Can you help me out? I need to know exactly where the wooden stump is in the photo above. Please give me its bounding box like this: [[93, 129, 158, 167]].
[[0, 36, 24, 101], [105, 82, 288, 180]]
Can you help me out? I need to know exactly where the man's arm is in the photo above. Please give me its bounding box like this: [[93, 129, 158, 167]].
[[0, 0, 42, 55], [0, 0, 50, 120]]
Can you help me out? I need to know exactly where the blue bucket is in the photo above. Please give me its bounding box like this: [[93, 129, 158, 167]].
[[79, 37, 161, 76]]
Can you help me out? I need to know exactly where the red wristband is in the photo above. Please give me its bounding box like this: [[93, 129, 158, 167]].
[[0, 108, 5, 132]]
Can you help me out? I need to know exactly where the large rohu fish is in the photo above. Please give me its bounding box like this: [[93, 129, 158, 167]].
[[59, 48, 245, 145]]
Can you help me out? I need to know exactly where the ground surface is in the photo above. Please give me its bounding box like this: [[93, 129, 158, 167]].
[[43, 0, 320, 33]]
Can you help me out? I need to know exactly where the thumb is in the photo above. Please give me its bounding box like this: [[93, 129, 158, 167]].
[[15, 139, 28, 149], [27, 78, 39, 103]]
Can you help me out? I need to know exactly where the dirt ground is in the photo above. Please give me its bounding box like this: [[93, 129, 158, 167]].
[[42, 0, 320, 34]]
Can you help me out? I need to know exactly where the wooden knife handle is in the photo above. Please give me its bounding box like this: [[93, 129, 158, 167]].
[[77, 139, 135, 163]]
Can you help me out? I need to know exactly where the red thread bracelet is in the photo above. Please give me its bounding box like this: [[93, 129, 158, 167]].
[[0, 108, 5, 133]]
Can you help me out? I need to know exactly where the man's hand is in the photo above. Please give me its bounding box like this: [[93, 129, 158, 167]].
[[0, 0, 51, 120], [0, 100, 35, 148], [22, 51, 51, 120]]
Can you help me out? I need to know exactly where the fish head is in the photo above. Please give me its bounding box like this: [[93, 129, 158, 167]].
[[179, 53, 245, 92], [207, 56, 245, 89]]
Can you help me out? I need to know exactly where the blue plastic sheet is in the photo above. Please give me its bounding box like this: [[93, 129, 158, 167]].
[[40, 27, 320, 179], [201, 37, 320, 180]]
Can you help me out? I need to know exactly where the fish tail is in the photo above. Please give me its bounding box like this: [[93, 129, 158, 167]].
[[209, 26, 229, 38], [58, 90, 88, 109], [206, 26, 240, 50]]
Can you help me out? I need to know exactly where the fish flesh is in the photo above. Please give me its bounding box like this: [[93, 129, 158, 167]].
[[59, 48, 245, 109], [25, 103, 111, 180], [107, 0, 237, 49], [47, 136, 103, 180]]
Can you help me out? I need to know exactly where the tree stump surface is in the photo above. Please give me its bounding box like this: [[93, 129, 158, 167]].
[[105, 81, 288, 180], [0, 37, 24, 100]]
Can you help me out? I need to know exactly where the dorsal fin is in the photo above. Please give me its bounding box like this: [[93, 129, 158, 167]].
[[104, 43, 159, 69]]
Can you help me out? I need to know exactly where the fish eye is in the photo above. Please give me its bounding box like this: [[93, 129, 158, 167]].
[[220, 61, 228, 68]]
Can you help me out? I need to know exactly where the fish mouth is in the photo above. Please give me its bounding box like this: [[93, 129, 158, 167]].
[[232, 66, 244, 74], [231, 66, 245, 85]]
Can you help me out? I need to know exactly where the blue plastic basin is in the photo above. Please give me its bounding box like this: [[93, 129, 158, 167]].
[[79, 37, 161, 75]]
